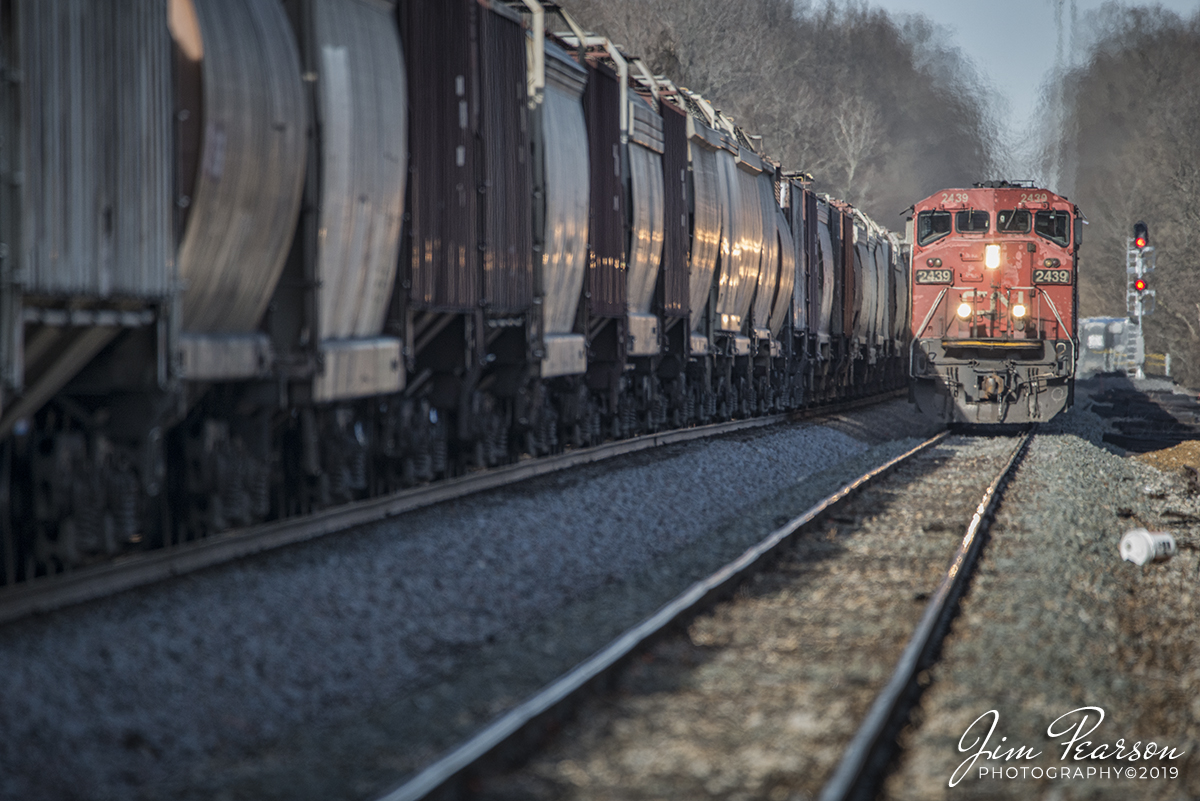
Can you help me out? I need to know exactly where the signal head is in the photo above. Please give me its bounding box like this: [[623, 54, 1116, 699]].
[[1134, 278, 1147, 292], [1134, 221, 1149, 250]]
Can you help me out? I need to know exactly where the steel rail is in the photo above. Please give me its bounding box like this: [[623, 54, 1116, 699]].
[[0, 390, 902, 626], [373, 427, 951, 801], [817, 426, 1035, 801]]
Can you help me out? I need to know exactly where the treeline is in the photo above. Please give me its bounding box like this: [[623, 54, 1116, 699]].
[[559, 0, 998, 225], [1047, 6, 1200, 386]]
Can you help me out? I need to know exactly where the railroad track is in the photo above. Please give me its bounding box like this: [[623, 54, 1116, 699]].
[[0, 390, 901, 626], [819, 428, 1032, 801], [375, 426, 1034, 801]]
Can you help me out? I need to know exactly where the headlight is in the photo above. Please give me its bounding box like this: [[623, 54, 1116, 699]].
[[1012, 303, 1027, 319], [985, 244, 1001, 269], [957, 302, 973, 319]]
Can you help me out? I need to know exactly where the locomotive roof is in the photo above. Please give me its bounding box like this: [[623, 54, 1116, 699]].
[[913, 184, 1071, 210]]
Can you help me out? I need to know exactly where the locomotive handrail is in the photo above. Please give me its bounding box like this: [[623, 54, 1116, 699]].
[[1038, 286, 1070, 340], [913, 286, 948, 339], [910, 287, 948, 375]]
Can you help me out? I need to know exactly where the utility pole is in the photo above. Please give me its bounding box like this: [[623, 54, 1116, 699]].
[[1125, 221, 1155, 378]]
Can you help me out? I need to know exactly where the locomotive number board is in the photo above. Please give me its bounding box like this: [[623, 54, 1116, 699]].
[[1033, 268, 1072, 285], [915, 268, 953, 284]]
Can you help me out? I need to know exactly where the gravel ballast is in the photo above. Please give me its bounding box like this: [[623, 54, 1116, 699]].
[[0, 399, 938, 800], [883, 377, 1200, 801], [475, 433, 1023, 801]]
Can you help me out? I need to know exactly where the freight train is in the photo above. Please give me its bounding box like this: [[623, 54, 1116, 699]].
[[908, 181, 1081, 424], [0, 0, 910, 586]]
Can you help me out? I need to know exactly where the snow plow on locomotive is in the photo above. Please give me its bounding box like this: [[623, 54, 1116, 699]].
[[908, 182, 1082, 424]]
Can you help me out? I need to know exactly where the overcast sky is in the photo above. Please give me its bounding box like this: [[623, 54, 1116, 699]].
[[870, 0, 1200, 168]]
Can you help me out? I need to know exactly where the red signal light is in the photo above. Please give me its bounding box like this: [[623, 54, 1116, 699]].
[[1133, 221, 1149, 250], [1134, 278, 1147, 292]]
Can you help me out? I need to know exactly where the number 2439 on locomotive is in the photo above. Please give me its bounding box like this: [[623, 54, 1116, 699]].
[[907, 182, 1083, 424]]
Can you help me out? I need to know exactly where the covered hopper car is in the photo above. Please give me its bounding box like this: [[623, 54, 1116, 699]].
[[0, 0, 909, 586]]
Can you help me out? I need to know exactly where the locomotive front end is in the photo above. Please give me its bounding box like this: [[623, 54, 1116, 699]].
[[908, 183, 1081, 424]]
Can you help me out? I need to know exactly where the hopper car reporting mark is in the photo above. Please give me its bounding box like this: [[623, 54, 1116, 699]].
[[907, 181, 1083, 424]]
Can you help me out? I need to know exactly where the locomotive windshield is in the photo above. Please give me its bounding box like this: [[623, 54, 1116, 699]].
[[997, 209, 1031, 233], [916, 210, 951, 245], [1035, 210, 1070, 246], [955, 210, 990, 233]]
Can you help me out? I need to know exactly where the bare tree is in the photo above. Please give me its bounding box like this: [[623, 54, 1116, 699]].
[[561, 0, 997, 222], [1047, 5, 1200, 383], [828, 91, 885, 200]]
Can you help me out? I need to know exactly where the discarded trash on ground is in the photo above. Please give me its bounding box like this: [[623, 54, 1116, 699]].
[[1120, 528, 1177, 566]]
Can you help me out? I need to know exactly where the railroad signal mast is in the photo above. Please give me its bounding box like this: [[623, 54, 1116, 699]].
[[1126, 220, 1155, 378]]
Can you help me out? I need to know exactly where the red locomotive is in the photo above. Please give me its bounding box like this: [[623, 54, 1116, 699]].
[[908, 181, 1082, 423]]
